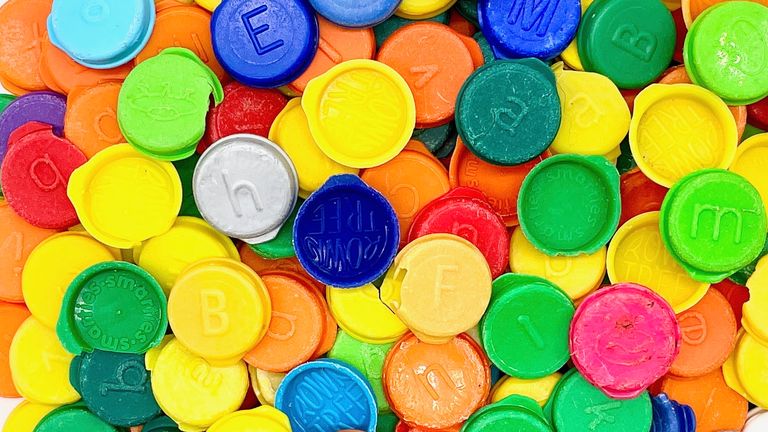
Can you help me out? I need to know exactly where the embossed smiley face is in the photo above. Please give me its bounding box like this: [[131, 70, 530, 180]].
[[118, 48, 223, 159]]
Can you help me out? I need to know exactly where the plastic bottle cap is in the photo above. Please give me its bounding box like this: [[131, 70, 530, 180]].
[[135, 3, 226, 80], [208, 406, 291, 432], [619, 169, 668, 226], [743, 257, 768, 346], [57, 261, 168, 355], [0, 302, 29, 398], [670, 289, 737, 377], [243, 271, 325, 373], [377, 22, 474, 128], [396, 0, 457, 20], [275, 359, 378, 432], [0, 0, 50, 94], [70, 350, 161, 427], [118, 48, 223, 161], [462, 395, 551, 432], [518, 154, 621, 256], [578, 0, 675, 89], [380, 234, 492, 344], [269, 98, 358, 197], [374, 12, 451, 48], [607, 211, 709, 313], [328, 330, 394, 413], [383, 333, 490, 429], [146, 338, 249, 432], [289, 17, 376, 92], [173, 154, 203, 218], [22, 231, 118, 329], [67, 144, 182, 249], [4, 402, 58, 432], [309, 0, 400, 27], [133, 216, 239, 295], [294, 174, 400, 288], [491, 373, 562, 406], [456, 59, 560, 166], [660, 169, 767, 282], [247, 199, 302, 260], [326, 284, 408, 345], [47, 0, 155, 69], [211, 0, 318, 88], [731, 133, 768, 216], [0, 92, 66, 165], [551, 371, 652, 432], [551, 67, 630, 156], [481, 273, 574, 379], [203, 82, 287, 153], [629, 84, 737, 188], [35, 403, 118, 432], [248, 366, 285, 407], [193, 134, 298, 245], [167, 258, 271, 365], [570, 283, 681, 399], [407, 187, 508, 278], [64, 83, 125, 159], [9, 317, 79, 405], [302, 59, 416, 168], [478, 0, 580, 60], [734, 331, 768, 408], [39, 37, 132, 95], [650, 393, 696, 432], [196, 0, 221, 11], [683, 1, 768, 105], [1, 122, 86, 229]]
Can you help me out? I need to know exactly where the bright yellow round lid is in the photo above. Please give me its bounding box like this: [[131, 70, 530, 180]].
[[195, 0, 220, 11], [551, 65, 630, 156], [380, 233, 492, 344], [630, 84, 738, 187], [168, 258, 271, 365], [302, 59, 416, 169], [490, 372, 562, 406], [22, 231, 117, 328], [268, 98, 358, 196], [248, 366, 285, 407], [560, 0, 594, 71], [147, 337, 248, 432], [744, 257, 768, 345], [67, 144, 182, 249], [3, 401, 58, 432], [735, 330, 768, 408], [9, 317, 79, 405], [395, 0, 458, 19], [133, 217, 239, 296], [731, 133, 768, 215], [723, 331, 753, 402], [326, 283, 408, 344], [607, 211, 710, 313], [208, 406, 291, 432], [509, 227, 605, 301]]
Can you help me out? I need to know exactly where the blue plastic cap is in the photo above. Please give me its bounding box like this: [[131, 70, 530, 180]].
[[275, 359, 378, 432], [47, 0, 155, 69], [293, 174, 399, 288], [478, 0, 580, 60], [212, 0, 319, 88], [309, 0, 402, 28], [651, 393, 697, 432]]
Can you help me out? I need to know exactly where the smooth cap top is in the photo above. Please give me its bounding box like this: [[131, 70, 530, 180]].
[[518, 154, 620, 256], [380, 234, 492, 344], [326, 284, 408, 344], [309, 0, 401, 27], [212, 0, 318, 88], [208, 406, 291, 432], [193, 134, 298, 245], [34, 403, 118, 432]]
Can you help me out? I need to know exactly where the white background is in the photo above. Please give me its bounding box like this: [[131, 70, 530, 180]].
[[0, 0, 39, 428]]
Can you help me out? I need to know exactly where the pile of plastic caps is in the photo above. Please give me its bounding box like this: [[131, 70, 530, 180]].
[[0, 0, 768, 431]]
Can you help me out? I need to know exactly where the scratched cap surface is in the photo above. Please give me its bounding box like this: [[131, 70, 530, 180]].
[[275, 358, 378, 432], [193, 134, 299, 245], [69, 350, 162, 427]]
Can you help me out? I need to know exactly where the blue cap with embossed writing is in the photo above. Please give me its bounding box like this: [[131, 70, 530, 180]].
[[275, 358, 378, 432], [577, 0, 675, 89], [651, 393, 696, 432], [69, 350, 162, 427], [47, 0, 156, 69], [478, 0, 581, 61], [56, 261, 168, 356], [211, 0, 319, 88], [193, 134, 299, 245], [455, 59, 560, 166], [293, 174, 399, 288], [309, 0, 402, 28]]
